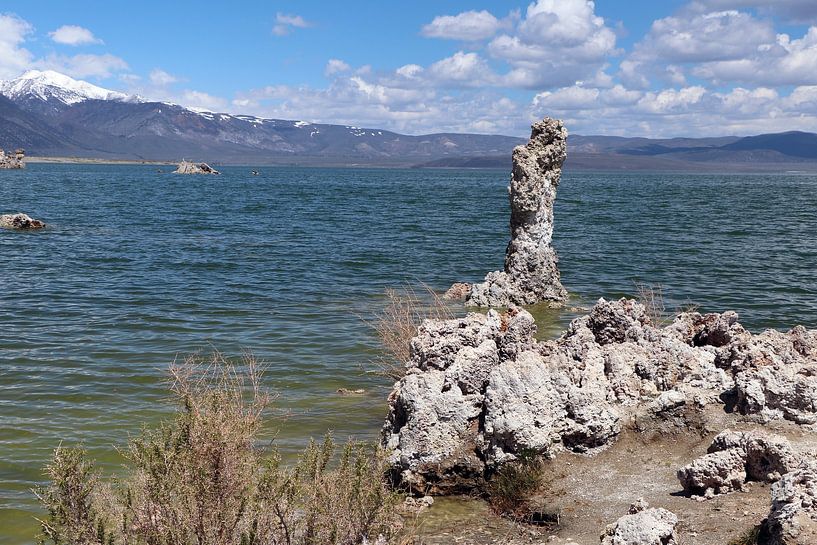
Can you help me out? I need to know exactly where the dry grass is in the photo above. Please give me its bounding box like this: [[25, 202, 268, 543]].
[[35, 352, 410, 545], [634, 282, 668, 326], [370, 283, 454, 380]]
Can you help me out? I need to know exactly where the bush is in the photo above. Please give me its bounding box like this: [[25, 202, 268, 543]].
[[35, 352, 408, 545], [370, 283, 453, 380], [485, 451, 553, 525]]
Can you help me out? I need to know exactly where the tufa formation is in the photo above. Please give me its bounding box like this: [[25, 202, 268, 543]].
[[455, 118, 568, 307]]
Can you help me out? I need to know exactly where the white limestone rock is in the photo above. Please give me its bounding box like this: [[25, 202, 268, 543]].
[[600, 499, 679, 545], [465, 118, 567, 307]]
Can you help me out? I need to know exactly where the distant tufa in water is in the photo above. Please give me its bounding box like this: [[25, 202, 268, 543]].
[[173, 160, 219, 175], [0, 148, 25, 169]]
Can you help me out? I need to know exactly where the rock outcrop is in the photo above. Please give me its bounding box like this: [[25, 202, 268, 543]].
[[173, 160, 219, 174], [382, 298, 817, 494], [0, 213, 45, 229], [600, 499, 679, 545], [764, 461, 817, 544], [461, 118, 567, 307], [677, 430, 800, 498], [0, 148, 25, 169]]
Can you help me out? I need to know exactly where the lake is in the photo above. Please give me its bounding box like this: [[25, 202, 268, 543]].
[[1, 164, 816, 543]]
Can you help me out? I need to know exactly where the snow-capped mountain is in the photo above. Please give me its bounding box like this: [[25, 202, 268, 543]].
[[0, 70, 134, 106], [0, 69, 528, 163]]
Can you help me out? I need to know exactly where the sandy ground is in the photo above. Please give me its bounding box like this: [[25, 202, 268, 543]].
[[415, 407, 817, 544]]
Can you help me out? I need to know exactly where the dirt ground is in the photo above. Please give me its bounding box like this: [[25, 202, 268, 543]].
[[415, 407, 817, 544]]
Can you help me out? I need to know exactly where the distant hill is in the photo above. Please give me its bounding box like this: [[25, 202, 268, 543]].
[[416, 133, 817, 172], [0, 70, 525, 165], [1, 70, 817, 171]]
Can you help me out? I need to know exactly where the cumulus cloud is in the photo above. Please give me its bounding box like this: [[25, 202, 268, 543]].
[[273, 13, 312, 36], [37, 53, 128, 79], [635, 10, 774, 63], [689, 0, 817, 23], [421, 10, 504, 41], [487, 0, 618, 88], [692, 27, 817, 85], [149, 68, 180, 86], [324, 59, 350, 77], [181, 90, 227, 111], [48, 25, 102, 46], [0, 13, 34, 79]]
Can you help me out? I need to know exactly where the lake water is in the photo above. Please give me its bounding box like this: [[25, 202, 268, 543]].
[[2, 164, 816, 543]]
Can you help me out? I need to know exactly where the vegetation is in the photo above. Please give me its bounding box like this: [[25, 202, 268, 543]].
[[485, 451, 555, 526], [371, 283, 453, 380], [635, 282, 667, 326], [727, 526, 760, 545], [36, 352, 408, 545]]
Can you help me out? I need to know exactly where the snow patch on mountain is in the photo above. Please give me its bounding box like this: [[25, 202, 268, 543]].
[[0, 70, 136, 105]]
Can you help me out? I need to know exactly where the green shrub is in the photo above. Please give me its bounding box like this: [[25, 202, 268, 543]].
[[35, 352, 407, 545], [485, 451, 550, 524]]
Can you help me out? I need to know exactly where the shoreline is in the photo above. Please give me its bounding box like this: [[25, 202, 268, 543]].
[[25, 156, 176, 165]]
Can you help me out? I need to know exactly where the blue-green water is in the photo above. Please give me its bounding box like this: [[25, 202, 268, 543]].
[[1, 164, 816, 543]]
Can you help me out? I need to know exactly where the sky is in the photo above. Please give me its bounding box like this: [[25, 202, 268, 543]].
[[2, 1, 817, 137]]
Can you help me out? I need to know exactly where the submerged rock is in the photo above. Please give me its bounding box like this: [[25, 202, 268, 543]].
[[462, 118, 567, 307], [600, 499, 679, 545], [0, 148, 24, 169], [0, 213, 45, 229], [173, 160, 219, 174], [382, 297, 817, 494]]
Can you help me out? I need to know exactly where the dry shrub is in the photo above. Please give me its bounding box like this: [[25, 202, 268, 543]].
[[371, 283, 453, 380], [634, 282, 667, 326], [35, 352, 407, 545]]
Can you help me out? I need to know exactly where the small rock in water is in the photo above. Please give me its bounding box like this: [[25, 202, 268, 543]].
[[336, 388, 365, 395], [402, 495, 434, 514], [444, 282, 471, 300], [0, 213, 45, 229], [173, 160, 220, 174]]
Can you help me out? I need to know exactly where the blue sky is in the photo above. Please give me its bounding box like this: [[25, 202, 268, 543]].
[[2, 1, 817, 137]]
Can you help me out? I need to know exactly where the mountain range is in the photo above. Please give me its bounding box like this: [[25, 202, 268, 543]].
[[1, 70, 816, 171]]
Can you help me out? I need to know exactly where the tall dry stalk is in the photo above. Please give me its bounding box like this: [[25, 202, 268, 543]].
[[634, 282, 667, 326], [371, 283, 454, 380]]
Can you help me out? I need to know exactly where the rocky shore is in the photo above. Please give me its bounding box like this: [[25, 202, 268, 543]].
[[0, 148, 25, 169], [387, 116, 817, 543], [383, 299, 817, 543]]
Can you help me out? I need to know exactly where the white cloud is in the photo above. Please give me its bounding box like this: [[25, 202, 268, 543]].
[[427, 51, 495, 86], [486, 0, 618, 88], [691, 27, 817, 85], [689, 0, 817, 23], [0, 13, 34, 79], [421, 10, 503, 41], [180, 90, 228, 111], [48, 25, 102, 46], [273, 13, 312, 36], [324, 59, 350, 77], [635, 11, 774, 63], [37, 53, 128, 79], [149, 68, 179, 86]]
